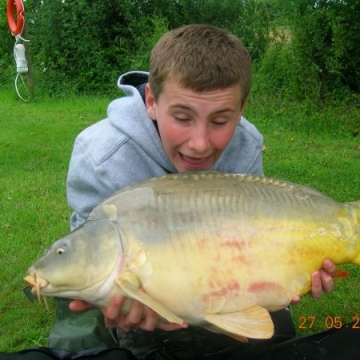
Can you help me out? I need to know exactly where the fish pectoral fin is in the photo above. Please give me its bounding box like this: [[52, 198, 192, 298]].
[[116, 273, 183, 325], [204, 305, 274, 340]]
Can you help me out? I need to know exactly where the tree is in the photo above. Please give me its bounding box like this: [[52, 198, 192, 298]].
[[0, 1, 20, 86], [290, 0, 360, 94]]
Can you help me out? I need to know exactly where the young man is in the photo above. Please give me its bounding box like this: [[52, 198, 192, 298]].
[[65, 24, 336, 359]]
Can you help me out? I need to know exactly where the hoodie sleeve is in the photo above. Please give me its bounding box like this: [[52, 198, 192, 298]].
[[66, 135, 118, 230]]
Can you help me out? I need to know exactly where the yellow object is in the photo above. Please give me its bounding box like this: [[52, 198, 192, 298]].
[[24, 172, 360, 341]]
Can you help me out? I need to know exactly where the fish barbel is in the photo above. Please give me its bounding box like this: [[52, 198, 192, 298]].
[[24, 171, 360, 341]]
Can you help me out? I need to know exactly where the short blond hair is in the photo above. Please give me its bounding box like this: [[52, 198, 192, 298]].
[[149, 24, 251, 106]]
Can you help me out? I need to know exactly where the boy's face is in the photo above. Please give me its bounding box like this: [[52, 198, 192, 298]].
[[146, 78, 245, 172]]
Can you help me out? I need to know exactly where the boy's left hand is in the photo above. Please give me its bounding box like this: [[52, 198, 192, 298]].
[[291, 259, 336, 305]]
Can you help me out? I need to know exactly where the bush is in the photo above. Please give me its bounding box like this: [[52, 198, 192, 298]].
[[0, 2, 17, 87], [8, 0, 274, 96], [2, 0, 359, 101], [253, 0, 360, 105], [253, 41, 323, 103], [287, 0, 360, 96]]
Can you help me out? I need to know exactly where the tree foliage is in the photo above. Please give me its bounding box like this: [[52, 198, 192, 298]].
[[254, 0, 360, 102], [1, 0, 273, 95], [22, 0, 171, 95], [0, 0, 359, 100], [293, 0, 360, 93], [0, 2, 15, 87]]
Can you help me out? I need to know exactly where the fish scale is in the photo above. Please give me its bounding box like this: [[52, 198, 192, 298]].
[[24, 171, 360, 342]]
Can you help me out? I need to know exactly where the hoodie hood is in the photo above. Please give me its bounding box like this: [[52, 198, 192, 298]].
[[107, 71, 177, 173]]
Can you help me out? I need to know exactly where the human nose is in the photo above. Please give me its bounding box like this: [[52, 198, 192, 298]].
[[187, 124, 210, 153]]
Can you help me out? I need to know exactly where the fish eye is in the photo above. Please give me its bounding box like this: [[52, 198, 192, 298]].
[[56, 248, 65, 255]]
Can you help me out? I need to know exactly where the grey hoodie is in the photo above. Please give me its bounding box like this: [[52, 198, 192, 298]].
[[66, 71, 264, 229]]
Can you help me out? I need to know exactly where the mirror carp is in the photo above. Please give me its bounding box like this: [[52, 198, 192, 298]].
[[24, 171, 360, 341]]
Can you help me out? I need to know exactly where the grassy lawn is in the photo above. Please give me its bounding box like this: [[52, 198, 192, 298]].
[[0, 88, 359, 352], [246, 95, 360, 335], [0, 89, 110, 351]]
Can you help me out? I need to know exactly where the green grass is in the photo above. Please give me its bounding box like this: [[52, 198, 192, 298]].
[[0, 88, 359, 352], [0, 89, 110, 351], [245, 95, 360, 335]]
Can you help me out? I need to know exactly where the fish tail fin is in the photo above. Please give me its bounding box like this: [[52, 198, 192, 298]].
[[346, 201, 360, 265], [349, 200, 360, 220], [332, 269, 349, 279], [352, 255, 360, 266], [349, 200, 360, 219], [353, 253, 360, 267]]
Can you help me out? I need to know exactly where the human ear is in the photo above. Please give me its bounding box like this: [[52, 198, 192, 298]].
[[239, 97, 248, 116], [145, 83, 157, 120]]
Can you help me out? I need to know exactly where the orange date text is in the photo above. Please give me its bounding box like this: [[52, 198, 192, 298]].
[[298, 316, 360, 330]]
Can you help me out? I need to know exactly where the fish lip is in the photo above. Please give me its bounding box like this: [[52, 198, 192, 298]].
[[24, 272, 50, 296], [24, 273, 37, 287]]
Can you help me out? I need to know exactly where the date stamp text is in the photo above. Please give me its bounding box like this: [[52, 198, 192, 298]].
[[298, 316, 359, 330]]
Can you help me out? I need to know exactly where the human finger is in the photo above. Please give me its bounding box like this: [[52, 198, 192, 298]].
[[120, 298, 146, 330], [310, 271, 322, 299], [134, 306, 159, 332], [322, 259, 337, 277], [103, 294, 127, 328], [290, 295, 301, 305], [69, 299, 94, 311], [104, 295, 147, 332], [319, 269, 334, 293], [157, 321, 189, 331]]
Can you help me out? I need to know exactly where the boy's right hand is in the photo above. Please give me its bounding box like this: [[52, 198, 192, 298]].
[[69, 296, 187, 332]]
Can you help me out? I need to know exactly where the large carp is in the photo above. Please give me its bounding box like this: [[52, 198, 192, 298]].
[[24, 171, 360, 341]]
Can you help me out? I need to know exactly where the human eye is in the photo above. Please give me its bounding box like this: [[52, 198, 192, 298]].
[[211, 118, 229, 126], [210, 111, 236, 127], [174, 114, 191, 122]]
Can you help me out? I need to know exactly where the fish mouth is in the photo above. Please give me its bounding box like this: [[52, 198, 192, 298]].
[[24, 272, 50, 309]]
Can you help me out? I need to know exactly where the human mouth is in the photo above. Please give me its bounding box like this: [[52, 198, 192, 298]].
[[180, 153, 211, 169]]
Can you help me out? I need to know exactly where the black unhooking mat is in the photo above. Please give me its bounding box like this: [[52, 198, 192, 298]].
[[0, 322, 359, 360]]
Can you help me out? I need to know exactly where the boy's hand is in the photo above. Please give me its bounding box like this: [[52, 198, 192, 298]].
[[102, 294, 187, 332], [69, 295, 187, 332], [291, 259, 336, 305]]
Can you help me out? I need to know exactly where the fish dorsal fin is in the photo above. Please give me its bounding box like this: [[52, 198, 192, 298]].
[[116, 272, 183, 324], [204, 305, 274, 340]]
